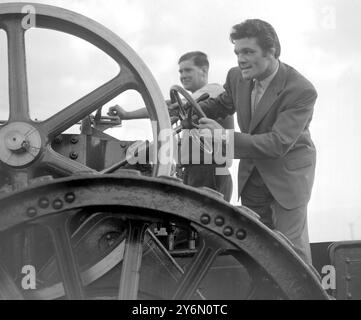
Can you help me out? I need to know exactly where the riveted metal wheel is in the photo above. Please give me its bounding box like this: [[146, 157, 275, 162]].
[[0, 175, 329, 300]]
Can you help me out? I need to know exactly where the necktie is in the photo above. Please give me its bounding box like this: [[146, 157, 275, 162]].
[[251, 80, 262, 117]]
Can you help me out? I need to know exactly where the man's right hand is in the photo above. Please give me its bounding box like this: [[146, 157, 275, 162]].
[[108, 105, 129, 120]]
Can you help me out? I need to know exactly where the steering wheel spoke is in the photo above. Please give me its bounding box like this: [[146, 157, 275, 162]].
[[3, 19, 30, 122], [169, 85, 212, 155]]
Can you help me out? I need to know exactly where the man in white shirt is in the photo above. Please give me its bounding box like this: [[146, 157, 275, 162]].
[[108, 51, 234, 201]]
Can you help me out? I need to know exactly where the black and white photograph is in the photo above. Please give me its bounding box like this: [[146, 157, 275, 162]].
[[0, 0, 360, 304]]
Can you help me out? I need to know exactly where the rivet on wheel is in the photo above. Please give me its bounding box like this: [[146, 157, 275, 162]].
[[69, 152, 78, 160], [223, 226, 233, 237], [236, 229, 247, 240], [214, 216, 225, 226], [38, 197, 49, 209], [200, 214, 211, 225], [53, 199, 63, 210], [64, 192, 75, 203], [27, 207, 37, 218]]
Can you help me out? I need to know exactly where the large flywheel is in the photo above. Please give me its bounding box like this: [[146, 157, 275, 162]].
[[0, 174, 328, 300], [0, 2, 173, 186]]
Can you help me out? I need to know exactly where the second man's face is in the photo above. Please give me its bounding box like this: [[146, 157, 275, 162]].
[[178, 60, 207, 93], [234, 37, 275, 81]]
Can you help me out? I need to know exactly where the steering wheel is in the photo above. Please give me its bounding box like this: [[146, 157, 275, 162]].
[[169, 85, 213, 154], [169, 85, 207, 131]]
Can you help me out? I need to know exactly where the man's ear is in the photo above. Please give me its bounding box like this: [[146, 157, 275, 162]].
[[201, 66, 209, 75], [268, 47, 276, 58]]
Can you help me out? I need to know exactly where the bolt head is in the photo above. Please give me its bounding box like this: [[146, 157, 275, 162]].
[[236, 229, 247, 240], [223, 226, 233, 237], [69, 152, 78, 160], [70, 137, 78, 144], [53, 199, 63, 210], [54, 136, 62, 144], [27, 207, 37, 218], [200, 214, 211, 225], [215, 216, 225, 226], [38, 197, 49, 209], [64, 192, 75, 203]]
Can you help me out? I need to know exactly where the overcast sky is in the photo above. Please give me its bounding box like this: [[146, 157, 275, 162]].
[[1, 0, 361, 242]]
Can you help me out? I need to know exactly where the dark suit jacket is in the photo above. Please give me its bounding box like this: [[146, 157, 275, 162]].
[[201, 61, 317, 209]]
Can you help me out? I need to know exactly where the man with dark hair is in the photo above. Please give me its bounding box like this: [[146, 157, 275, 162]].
[[108, 51, 234, 202], [198, 19, 317, 264], [179, 51, 209, 68]]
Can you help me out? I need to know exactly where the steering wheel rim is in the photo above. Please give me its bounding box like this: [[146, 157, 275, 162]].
[[169, 85, 214, 155], [170, 85, 206, 125], [0, 2, 173, 186]]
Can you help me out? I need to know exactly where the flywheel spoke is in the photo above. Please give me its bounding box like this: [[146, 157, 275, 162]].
[[172, 229, 223, 300], [44, 214, 84, 300], [40, 64, 138, 140], [3, 19, 30, 122], [42, 145, 97, 176], [0, 262, 23, 300], [118, 220, 148, 300]]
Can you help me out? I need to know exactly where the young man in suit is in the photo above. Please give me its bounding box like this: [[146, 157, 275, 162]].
[[198, 19, 317, 264], [108, 51, 234, 202]]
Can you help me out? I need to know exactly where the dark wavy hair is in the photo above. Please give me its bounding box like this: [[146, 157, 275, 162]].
[[178, 51, 209, 69], [230, 19, 281, 59]]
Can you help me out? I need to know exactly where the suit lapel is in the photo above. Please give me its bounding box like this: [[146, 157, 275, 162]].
[[249, 62, 287, 133], [238, 79, 253, 132]]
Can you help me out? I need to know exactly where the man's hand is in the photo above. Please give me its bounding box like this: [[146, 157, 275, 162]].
[[167, 101, 180, 117], [108, 105, 129, 119], [198, 117, 224, 135], [167, 100, 182, 124]]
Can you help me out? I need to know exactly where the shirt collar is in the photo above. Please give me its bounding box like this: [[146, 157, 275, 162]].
[[256, 60, 280, 90]]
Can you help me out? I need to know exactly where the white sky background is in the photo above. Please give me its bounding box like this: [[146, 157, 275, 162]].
[[1, 0, 361, 242]]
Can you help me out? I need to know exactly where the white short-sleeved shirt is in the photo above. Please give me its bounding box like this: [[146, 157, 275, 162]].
[[191, 83, 225, 100]]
